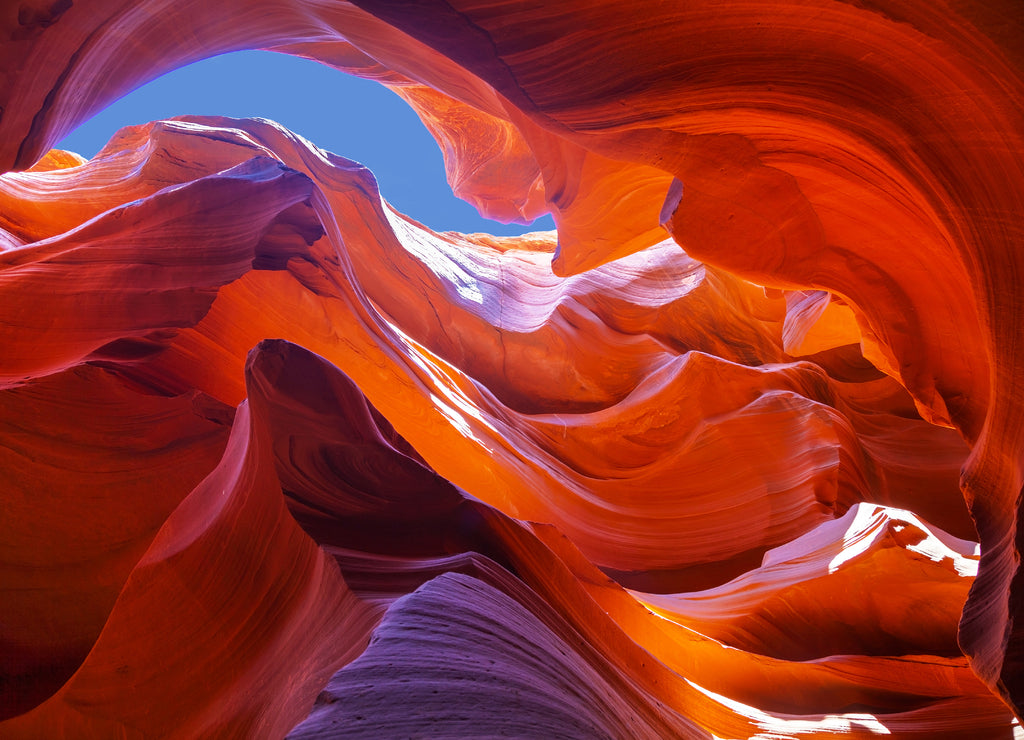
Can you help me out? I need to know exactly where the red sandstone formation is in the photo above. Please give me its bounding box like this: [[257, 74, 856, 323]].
[[2, 1, 1023, 737]]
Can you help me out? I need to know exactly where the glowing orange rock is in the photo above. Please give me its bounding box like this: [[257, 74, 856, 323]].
[[339, 0, 1024, 713], [639, 504, 979, 661], [394, 84, 547, 225], [1, 0, 1024, 735]]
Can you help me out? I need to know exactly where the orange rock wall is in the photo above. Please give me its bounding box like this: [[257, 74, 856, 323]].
[[1, 1, 1023, 737]]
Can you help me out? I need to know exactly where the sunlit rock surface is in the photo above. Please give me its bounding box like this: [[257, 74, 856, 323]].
[[1, 1, 1023, 737]]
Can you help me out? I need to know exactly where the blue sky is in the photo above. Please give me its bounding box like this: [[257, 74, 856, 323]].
[[57, 50, 555, 236]]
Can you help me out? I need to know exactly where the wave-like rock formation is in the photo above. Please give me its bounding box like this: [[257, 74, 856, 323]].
[[2, 1, 1023, 737]]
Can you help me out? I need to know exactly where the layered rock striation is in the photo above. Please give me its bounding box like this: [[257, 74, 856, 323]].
[[1, 1, 1023, 737]]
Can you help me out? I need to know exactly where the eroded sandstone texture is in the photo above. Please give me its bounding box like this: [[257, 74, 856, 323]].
[[2, 1, 1023, 737]]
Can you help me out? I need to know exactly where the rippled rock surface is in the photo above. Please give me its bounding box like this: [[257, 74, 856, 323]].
[[2, 1, 1023, 737]]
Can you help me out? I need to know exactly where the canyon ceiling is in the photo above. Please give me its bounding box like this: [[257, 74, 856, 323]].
[[2, 1, 1024, 737]]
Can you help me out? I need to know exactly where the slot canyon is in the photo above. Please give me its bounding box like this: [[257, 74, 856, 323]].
[[2, 1, 1023, 737]]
